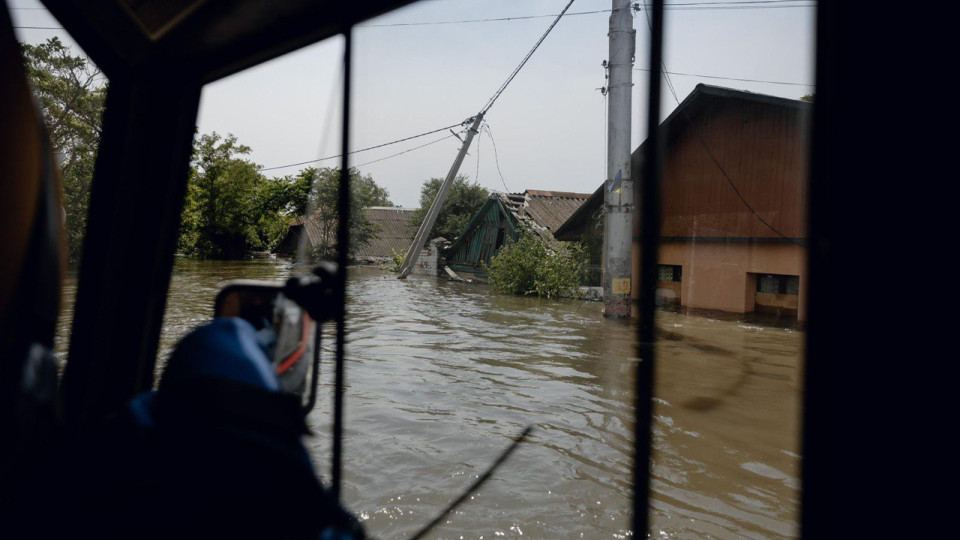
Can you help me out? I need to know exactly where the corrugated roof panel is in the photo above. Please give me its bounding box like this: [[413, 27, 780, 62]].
[[523, 191, 591, 232], [355, 207, 418, 259]]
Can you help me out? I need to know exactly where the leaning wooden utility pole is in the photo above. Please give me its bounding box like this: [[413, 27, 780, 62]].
[[602, 0, 636, 317], [397, 113, 484, 279]]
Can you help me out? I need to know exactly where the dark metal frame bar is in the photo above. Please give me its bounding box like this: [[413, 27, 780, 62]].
[[632, 0, 664, 536], [62, 71, 202, 430], [331, 28, 353, 502], [48, 0, 411, 433]]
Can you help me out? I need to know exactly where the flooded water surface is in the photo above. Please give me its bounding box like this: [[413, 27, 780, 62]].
[[57, 259, 802, 539]]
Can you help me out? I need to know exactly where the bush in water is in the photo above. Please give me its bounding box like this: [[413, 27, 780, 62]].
[[487, 230, 586, 299]]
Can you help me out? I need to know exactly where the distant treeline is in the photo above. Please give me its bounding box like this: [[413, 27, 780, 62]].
[[22, 37, 492, 263]]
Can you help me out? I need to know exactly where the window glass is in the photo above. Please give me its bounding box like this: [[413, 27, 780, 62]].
[[85, 0, 818, 538], [13, 2, 107, 366], [649, 1, 813, 536], [158, 36, 344, 372]]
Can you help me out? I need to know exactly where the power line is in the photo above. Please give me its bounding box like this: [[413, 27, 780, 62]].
[[352, 133, 457, 168], [474, 124, 481, 184], [360, 1, 813, 27], [480, 0, 577, 115], [261, 121, 465, 171], [14, 2, 817, 34], [360, 8, 605, 27], [483, 124, 511, 193], [634, 67, 812, 87], [638, 2, 803, 245], [13, 1, 816, 32]]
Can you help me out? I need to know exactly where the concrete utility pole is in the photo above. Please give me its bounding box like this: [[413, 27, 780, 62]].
[[398, 113, 484, 279], [602, 0, 636, 317]]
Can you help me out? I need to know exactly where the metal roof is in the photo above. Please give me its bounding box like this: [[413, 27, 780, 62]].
[[492, 190, 591, 238], [292, 206, 417, 260], [356, 207, 417, 259], [521, 190, 592, 232]]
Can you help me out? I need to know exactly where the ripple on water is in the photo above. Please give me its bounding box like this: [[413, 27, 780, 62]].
[[56, 262, 802, 539]]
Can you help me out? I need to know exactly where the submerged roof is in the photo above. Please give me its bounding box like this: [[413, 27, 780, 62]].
[[357, 207, 417, 259], [554, 185, 605, 240], [521, 190, 593, 232], [446, 189, 591, 257], [491, 190, 591, 238], [291, 206, 417, 259]]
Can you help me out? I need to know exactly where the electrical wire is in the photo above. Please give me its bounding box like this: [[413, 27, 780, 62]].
[[474, 125, 481, 184], [634, 67, 812, 87], [352, 133, 457, 168], [261, 122, 465, 172], [12, 1, 815, 32], [638, 2, 804, 245], [360, 1, 813, 27], [361, 8, 604, 27], [479, 0, 577, 115], [483, 124, 511, 193]]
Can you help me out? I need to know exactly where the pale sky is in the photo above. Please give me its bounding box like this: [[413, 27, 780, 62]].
[[12, 0, 815, 208]]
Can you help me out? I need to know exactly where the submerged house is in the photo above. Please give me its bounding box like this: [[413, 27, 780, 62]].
[[445, 190, 590, 278], [277, 206, 417, 264], [555, 84, 811, 320]]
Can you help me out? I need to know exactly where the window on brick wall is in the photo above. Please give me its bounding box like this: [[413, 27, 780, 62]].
[[658, 265, 682, 282], [757, 274, 800, 295]]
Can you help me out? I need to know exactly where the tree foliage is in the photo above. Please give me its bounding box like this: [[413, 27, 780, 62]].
[[411, 175, 489, 241], [800, 93, 815, 103], [486, 230, 587, 299], [298, 167, 391, 260], [178, 133, 272, 258], [20, 37, 106, 263], [20, 38, 392, 262]]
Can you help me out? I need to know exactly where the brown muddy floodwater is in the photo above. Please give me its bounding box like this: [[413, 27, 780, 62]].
[[56, 258, 802, 539]]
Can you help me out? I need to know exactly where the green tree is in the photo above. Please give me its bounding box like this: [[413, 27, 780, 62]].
[[411, 175, 489, 241], [20, 37, 106, 263], [800, 93, 815, 103], [179, 132, 272, 258], [487, 230, 587, 299], [297, 167, 391, 259]]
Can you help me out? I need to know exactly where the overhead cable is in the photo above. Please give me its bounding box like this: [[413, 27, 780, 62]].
[[361, 8, 603, 27], [353, 133, 458, 168], [261, 121, 464, 171], [634, 67, 812, 87], [359, 1, 813, 27], [479, 0, 577, 115], [483, 124, 511, 193], [13, 1, 816, 33], [638, 2, 803, 245]]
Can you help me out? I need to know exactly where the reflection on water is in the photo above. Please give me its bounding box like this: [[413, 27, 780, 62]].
[[56, 259, 801, 539]]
